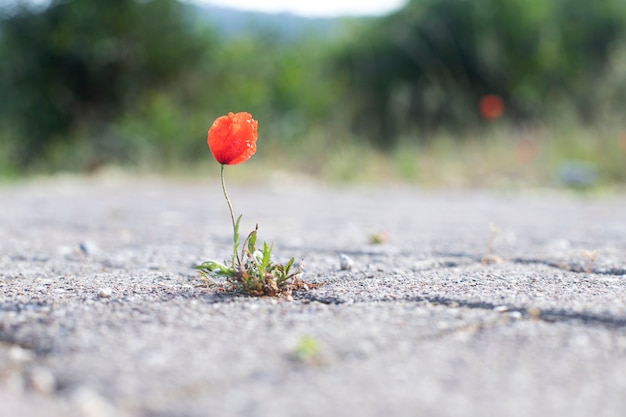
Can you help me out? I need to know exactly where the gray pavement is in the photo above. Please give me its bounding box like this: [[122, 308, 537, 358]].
[[1, 176, 625, 417]]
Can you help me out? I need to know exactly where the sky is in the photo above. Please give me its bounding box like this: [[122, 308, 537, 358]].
[[192, 0, 408, 17], [2, 0, 408, 18]]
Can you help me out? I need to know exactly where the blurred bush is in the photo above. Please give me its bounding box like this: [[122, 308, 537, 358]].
[[0, 0, 340, 172], [0, 0, 209, 169], [335, 0, 626, 147], [0, 0, 625, 181]]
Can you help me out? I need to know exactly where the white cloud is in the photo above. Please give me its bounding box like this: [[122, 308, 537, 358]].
[[191, 0, 407, 17]]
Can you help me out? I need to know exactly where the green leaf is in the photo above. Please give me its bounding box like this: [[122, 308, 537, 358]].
[[247, 228, 257, 255], [232, 214, 243, 264], [194, 261, 234, 277], [284, 257, 295, 276], [233, 215, 242, 245]]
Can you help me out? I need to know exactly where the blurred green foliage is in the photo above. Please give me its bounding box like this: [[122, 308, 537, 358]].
[[336, 0, 626, 146], [0, 0, 208, 169], [0, 0, 625, 184]]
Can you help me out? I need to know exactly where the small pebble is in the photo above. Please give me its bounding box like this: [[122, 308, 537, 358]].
[[29, 367, 56, 394], [339, 254, 354, 271], [98, 288, 113, 298], [79, 241, 99, 256], [9, 345, 34, 364], [71, 387, 118, 417]]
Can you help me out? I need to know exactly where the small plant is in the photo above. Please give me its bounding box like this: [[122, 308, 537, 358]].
[[581, 249, 598, 273], [195, 112, 318, 298], [368, 231, 388, 244], [292, 336, 325, 366], [481, 222, 504, 264]]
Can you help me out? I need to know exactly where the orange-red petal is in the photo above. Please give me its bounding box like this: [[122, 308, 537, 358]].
[[207, 112, 258, 165]]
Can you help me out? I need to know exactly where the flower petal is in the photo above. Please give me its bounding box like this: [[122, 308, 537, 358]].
[[207, 112, 258, 165]]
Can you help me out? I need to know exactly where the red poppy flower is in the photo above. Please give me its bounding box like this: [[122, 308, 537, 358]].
[[479, 95, 504, 120], [208, 112, 258, 165]]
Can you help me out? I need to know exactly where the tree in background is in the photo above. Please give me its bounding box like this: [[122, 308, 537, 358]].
[[0, 0, 207, 168], [336, 0, 626, 147], [1, 0, 625, 175]]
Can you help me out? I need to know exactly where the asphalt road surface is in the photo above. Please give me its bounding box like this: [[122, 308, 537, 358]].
[[1, 176, 625, 417]]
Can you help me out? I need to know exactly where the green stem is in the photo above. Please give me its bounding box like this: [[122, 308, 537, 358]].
[[220, 164, 240, 264], [220, 164, 236, 234]]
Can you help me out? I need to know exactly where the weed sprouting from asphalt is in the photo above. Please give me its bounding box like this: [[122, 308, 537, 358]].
[[195, 217, 320, 298], [481, 222, 504, 264], [198, 114, 320, 298], [582, 250, 598, 273], [368, 231, 388, 244], [292, 336, 325, 366]]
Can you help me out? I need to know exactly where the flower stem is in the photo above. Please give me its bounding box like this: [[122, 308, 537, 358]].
[[220, 164, 241, 265], [220, 164, 236, 234]]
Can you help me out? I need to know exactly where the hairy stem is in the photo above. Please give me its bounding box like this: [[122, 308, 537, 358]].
[[220, 164, 236, 234], [221, 164, 241, 265]]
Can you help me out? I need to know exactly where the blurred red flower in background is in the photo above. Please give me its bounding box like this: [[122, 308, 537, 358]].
[[479, 95, 504, 120], [208, 112, 258, 165]]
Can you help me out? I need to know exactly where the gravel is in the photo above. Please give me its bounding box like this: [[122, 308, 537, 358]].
[[1, 176, 625, 417]]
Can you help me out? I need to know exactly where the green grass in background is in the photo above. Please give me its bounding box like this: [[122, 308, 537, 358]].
[[1, 118, 624, 191]]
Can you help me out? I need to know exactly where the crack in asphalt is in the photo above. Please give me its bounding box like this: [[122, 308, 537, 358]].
[[418, 295, 626, 329], [306, 249, 626, 277], [431, 251, 626, 276], [508, 257, 626, 276], [302, 293, 626, 330]]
